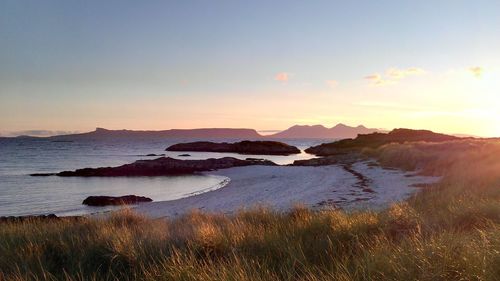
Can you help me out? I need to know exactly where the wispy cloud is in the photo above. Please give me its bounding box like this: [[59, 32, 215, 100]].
[[274, 72, 289, 82], [364, 73, 390, 86], [326, 80, 338, 88], [386, 67, 425, 79], [365, 67, 425, 86], [469, 66, 483, 78]]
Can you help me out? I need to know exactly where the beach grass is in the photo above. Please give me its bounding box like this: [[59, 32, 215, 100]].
[[1, 139, 500, 281]]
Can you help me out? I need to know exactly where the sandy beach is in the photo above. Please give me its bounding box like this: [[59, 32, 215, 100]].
[[136, 162, 440, 218]]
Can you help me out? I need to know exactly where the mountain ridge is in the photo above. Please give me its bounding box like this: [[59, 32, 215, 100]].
[[1, 124, 386, 140], [48, 127, 262, 140], [0, 126, 485, 140], [267, 123, 382, 139]]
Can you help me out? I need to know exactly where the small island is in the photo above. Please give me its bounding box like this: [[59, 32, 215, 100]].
[[41, 157, 277, 177], [82, 195, 153, 206], [166, 140, 301, 155]]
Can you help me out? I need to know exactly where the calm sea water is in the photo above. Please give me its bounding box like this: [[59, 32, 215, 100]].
[[0, 137, 327, 216]]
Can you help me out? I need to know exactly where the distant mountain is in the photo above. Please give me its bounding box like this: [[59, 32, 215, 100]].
[[2, 130, 79, 138], [49, 127, 262, 140], [268, 124, 382, 139], [2, 124, 383, 140]]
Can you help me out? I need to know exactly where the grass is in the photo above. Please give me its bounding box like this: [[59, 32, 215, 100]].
[[1, 139, 500, 281]]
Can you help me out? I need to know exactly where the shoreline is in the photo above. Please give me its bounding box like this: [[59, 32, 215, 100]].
[[135, 161, 440, 218], [1, 161, 440, 220]]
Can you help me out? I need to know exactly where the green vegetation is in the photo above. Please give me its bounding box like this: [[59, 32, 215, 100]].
[[1, 139, 500, 281], [305, 129, 458, 156]]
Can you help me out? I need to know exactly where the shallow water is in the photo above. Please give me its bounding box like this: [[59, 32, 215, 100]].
[[0, 137, 328, 216]]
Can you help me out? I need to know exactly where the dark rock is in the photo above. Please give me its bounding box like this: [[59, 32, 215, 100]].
[[166, 140, 300, 155], [0, 214, 82, 223], [178, 154, 191, 157], [145, 153, 165, 157], [30, 173, 57, 176], [82, 195, 153, 206], [57, 157, 277, 177], [0, 214, 56, 223], [305, 128, 459, 156], [292, 157, 337, 166], [245, 157, 266, 161]]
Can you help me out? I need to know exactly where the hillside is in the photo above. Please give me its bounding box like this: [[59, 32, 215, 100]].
[[306, 128, 460, 156]]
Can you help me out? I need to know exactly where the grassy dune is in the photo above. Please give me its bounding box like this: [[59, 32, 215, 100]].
[[1, 139, 500, 281]]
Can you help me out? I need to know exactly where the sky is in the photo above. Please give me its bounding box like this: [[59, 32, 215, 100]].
[[1, 0, 499, 137]]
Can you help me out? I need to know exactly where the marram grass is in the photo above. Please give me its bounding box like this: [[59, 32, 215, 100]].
[[1, 139, 500, 281]]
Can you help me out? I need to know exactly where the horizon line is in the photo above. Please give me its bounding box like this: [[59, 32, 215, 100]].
[[1, 124, 488, 138]]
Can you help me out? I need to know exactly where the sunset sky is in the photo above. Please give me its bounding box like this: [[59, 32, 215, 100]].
[[1, 1, 499, 137]]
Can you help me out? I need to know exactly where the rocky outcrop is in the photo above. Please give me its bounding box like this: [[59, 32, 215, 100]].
[[82, 195, 153, 206], [56, 157, 277, 177], [166, 141, 301, 155], [0, 214, 83, 223], [0, 214, 57, 222], [30, 173, 57, 177], [305, 129, 459, 156]]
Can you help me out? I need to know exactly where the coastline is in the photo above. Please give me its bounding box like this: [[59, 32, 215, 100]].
[[135, 162, 440, 218]]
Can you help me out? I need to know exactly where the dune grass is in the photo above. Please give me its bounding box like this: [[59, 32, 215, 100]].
[[1, 139, 500, 281]]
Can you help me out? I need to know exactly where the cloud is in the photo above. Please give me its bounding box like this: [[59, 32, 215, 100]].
[[274, 72, 289, 82], [365, 67, 425, 86], [406, 67, 426, 75], [326, 80, 339, 88], [469, 66, 483, 78], [386, 67, 425, 79], [364, 73, 393, 86]]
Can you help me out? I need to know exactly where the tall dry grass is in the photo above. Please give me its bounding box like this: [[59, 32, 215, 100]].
[[1, 139, 500, 281], [365, 139, 500, 231]]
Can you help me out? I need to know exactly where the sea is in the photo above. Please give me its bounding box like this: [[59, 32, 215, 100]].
[[0, 137, 329, 217]]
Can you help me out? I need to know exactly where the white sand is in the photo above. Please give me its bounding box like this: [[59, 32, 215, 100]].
[[135, 162, 440, 218]]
